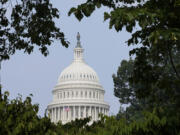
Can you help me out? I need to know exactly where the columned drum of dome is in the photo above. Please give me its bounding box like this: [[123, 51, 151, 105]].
[[47, 33, 110, 124]]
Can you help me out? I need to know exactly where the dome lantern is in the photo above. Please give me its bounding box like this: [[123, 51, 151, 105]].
[[76, 32, 81, 48], [74, 32, 84, 62]]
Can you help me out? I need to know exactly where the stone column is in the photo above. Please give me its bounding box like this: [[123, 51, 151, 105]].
[[94, 106, 96, 120], [89, 106, 91, 117], [73, 106, 75, 120], [78, 106, 81, 119], [60, 107, 61, 121], [57, 107, 59, 122], [68, 106, 70, 121], [61, 107, 63, 121], [91, 107, 95, 120], [51, 108, 52, 122], [59, 107, 61, 121], [53, 108, 55, 122], [56, 107, 58, 122], [62, 106, 64, 122], [99, 107, 101, 120], [54, 107, 56, 122], [84, 106, 86, 118], [50, 109, 52, 122]]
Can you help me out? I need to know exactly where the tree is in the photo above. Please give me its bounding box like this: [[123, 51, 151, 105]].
[[68, 0, 180, 115], [0, 87, 57, 135], [0, 0, 69, 61], [113, 59, 148, 121], [113, 57, 180, 121]]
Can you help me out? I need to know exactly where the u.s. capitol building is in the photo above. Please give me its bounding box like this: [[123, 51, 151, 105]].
[[47, 33, 109, 124]]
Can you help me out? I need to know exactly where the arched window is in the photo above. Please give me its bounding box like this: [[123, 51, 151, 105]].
[[89, 92, 91, 98], [85, 91, 87, 98], [67, 92, 69, 98], [76, 91, 78, 97], [60, 93, 62, 98], [72, 91, 74, 97], [81, 91, 83, 97]]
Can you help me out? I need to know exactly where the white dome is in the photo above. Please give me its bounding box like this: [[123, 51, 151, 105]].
[[48, 33, 109, 125], [58, 61, 99, 84]]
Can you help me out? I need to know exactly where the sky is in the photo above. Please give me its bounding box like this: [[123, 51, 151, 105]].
[[1, 0, 132, 116]]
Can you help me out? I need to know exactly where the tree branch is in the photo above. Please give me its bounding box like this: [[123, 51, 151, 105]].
[[167, 44, 180, 80]]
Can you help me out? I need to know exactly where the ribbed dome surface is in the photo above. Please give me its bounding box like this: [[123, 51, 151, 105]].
[[58, 61, 99, 84]]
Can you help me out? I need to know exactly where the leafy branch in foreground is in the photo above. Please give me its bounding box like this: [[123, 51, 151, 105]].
[[0, 0, 69, 61], [69, 0, 180, 116]]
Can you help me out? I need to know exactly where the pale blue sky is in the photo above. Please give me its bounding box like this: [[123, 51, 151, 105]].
[[1, 0, 132, 116]]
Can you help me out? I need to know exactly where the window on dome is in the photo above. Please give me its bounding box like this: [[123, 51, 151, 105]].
[[67, 75, 68, 78], [85, 91, 87, 98], [60, 93, 62, 98], [70, 74, 71, 78], [90, 75, 92, 79], [93, 92, 95, 98], [81, 91, 83, 97], [67, 92, 69, 98], [84, 74, 85, 78], [87, 75, 89, 78], [89, 92, 91, 98], [72, 91, 74, 97], [76, 91, 78, 97], [80, 74, 82, 78], [64, 92, 65, 98]]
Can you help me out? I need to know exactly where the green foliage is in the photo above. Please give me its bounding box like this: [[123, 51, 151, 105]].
[[69, 1, 180, 134], [1, 0, 180, 134], [0, 88, 57, 135], [69, 0, 180, 103], [1, 87, 180, 135], [113, 59, 134, 105], [0, 0, 69, 61], [69, 0, 180, 122]]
